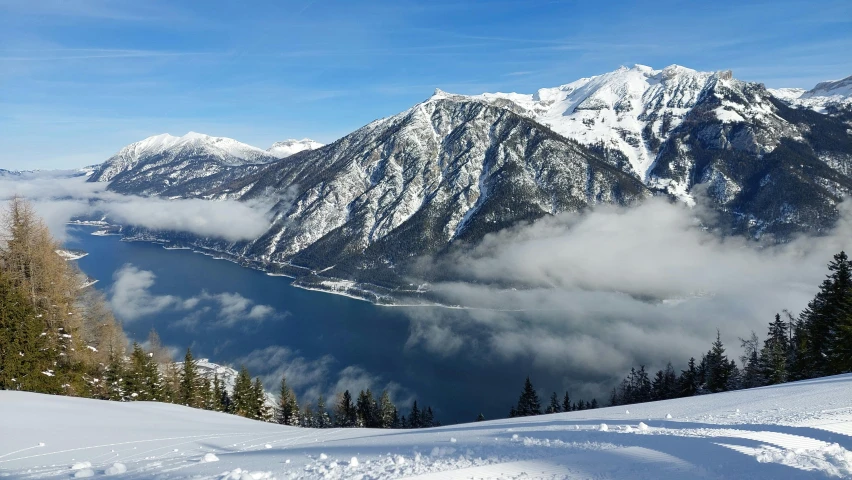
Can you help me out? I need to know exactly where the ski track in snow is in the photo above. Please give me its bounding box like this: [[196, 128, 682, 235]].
[[3, 375, 852, 479]]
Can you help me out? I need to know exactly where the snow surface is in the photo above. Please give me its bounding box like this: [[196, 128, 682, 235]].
[[3, 375, 852, 479]]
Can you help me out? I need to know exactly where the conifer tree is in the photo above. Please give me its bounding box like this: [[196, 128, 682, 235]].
[[179, 348, 199, 407], [562, 392, 571, 412], [423, 406, 434, 428], [409, 400, 421, 428], [356, 389, 377, 427], [590, 398, 599, 409], [476, 413, 485, 422], [250, 378, 269, 421], [705, 331, 738, 392], [211, 374, 225, 411], [104, 350, 125, 401], [334, 390, 356, 427], [378, 390, 397, 428], [739, 332, 765, 389], [231, 367, 253, 417], [546, 392, 561, 414], [314, 394, 331, 428], [679, 357, 699, 397], [125, 342, 147, 400], [761, 314, 790, 384], [514, 377, 541, 416], [0, 270, 57, 393], [276, 374, 298, 425]]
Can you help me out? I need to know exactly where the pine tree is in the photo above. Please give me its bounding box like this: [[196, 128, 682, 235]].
[[476, 413, 485, 422], [104, 349, 125, 401], [633, 366, 652, 402], [211, 374, 225, 411], [423, 406, 434, 428], [334, 390, 356, 427], [276, 374, 299, 425], [200, 376, 214, 410], [704, 331, 736, 393], [378, 390, 396, 428], [739, 332, 765, 389], [590, 398, 599, 409], [679, 357, 699, 397], [514, 377, 541, 416], [0, 270, 57, 393], [125, 343, 142, 400], [825, 252, 852, 374], [179, 348, 199, 407], [409, 400, 421, 428], [314, 394, 331, 428], [546, 392, 561, 414], [562, 392, 571, 412], [356, 389, 378, 428], [231, 366, 253, 417], [761, 314, 789, 384]]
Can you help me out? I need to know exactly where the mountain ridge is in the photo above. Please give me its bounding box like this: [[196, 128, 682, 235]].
[[84, 65, 852, 303]]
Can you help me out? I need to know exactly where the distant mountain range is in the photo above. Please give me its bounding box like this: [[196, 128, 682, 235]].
[[86, 65, 852, 303]]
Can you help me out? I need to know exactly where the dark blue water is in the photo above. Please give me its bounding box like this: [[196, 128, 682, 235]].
[[67, 226, 567, 424]]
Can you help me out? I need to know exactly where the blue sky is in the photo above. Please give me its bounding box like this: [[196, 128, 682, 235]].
[[2, 0, 851, 170]]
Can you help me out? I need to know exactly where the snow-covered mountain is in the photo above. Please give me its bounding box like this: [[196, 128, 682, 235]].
[[88, 65, 852, 302], [465, 65, 722, 182], [769, 74, 852, 112], [88, 132, 281, 196], [267, 138, 324, 158], [3, 374, 852, 478]]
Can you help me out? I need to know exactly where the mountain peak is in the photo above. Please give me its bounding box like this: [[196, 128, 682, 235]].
[[267, 138, 324, 158]]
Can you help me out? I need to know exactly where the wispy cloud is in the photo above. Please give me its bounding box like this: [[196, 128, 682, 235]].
[[235, 346, 414, 407], [109, 263, 281, 327], [0, 48, 225, 62]]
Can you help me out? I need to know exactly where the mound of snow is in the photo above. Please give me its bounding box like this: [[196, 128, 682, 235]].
[[105, 463, 127, 475], [201, 453, 219, 463]]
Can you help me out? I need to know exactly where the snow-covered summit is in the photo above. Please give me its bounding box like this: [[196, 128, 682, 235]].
[[769, 74, 852, 112], [429, 64, 737, 181], [266, 138, 324, 158], [90, 132, 280, 184]]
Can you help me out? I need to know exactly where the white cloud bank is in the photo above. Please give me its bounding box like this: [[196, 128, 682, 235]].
[[0, 170, 271, 241], [403, 197, 852, 397], [109, 263, 279, 327]]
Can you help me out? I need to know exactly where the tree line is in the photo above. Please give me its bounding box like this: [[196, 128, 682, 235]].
[[504, 376, 599, 420], [608, 251, 852, 406], [276, 375, 439, 428]]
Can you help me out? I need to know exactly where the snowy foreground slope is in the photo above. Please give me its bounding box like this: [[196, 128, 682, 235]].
[[2, 376, 852, 479]]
